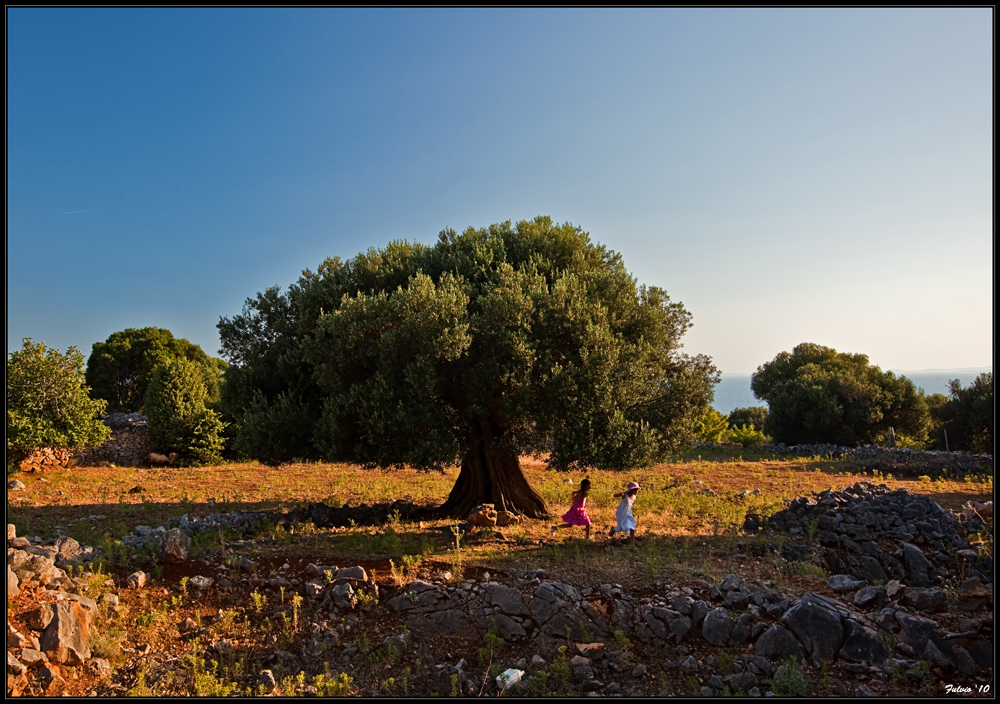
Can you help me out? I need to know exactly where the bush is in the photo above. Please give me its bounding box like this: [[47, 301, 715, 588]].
[[727, 423, 769, 447], [727, 406, 768, 432], [772, 656, 808, 696], [696, 408, 730, 445], [145, 358, 225, 466], [7, 339, 111, 474]]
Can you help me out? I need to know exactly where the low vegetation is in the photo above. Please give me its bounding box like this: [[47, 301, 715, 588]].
[[6, 447, 992, 696]]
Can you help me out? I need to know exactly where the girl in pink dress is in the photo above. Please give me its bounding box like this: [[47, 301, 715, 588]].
[[551, 478, 593, 541]]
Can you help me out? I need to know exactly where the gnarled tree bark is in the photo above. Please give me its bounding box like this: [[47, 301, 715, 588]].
[[434, 420, 548, 519]]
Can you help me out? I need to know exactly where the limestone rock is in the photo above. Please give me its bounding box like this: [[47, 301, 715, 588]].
[[335, 566, 368, 582], [39, 601, 91, 665], [468, 504, 498, 528], [839, 619, 889, 664], [8, 565, 19, 597], [189, 575, 213, 590], [782, 593, 845, 662], [701, 607, 733, 646], [828, 574, 865, 592], [754, 624, 805, 662], [162, 528, 191, 563]]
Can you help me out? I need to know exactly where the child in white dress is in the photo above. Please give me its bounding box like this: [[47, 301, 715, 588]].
[[609, 481, 640, 543]]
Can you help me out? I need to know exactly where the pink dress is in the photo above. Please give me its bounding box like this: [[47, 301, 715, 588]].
[[561, 493, 591, 526]]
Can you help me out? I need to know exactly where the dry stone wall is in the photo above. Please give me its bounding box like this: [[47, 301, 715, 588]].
[[16, 414, 152, 471], [74, 414, 151, 467]]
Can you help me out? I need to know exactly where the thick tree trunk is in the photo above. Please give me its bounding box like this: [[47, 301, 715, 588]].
[[435, 424, 548, 519]]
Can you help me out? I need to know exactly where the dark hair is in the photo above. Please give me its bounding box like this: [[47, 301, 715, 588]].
[[580, 478, 592, 492]]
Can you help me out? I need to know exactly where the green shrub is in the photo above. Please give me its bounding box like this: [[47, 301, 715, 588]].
[[7, 339, 111, 474], [145, 358, 226, 466], [696, 408, 730, 445], [772, 656, 808, 696], [86, 327, 225, 413], [727, 423, 769, 447], [727, 406, 768, 432]]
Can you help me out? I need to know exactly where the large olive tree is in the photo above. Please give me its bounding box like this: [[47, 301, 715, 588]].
[[218, 217, 718, 517]]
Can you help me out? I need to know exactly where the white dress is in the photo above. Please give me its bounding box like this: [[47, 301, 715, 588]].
[[613, 493, 637, 533]]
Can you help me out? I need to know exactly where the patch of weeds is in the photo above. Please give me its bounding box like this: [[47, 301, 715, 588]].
[[549, 645, 572, 684], [313, 669, 353, 696], [780, 560, 828, 579], [90, 625, 126, 660], [477, 618, 506, 666], [716, 651, 735, 675], [251, 590, 267, 612], [127, 662, 156, 696], [280, 671, 307, 697], [772, 656, 807, 697], [686, 674, 701, 695]]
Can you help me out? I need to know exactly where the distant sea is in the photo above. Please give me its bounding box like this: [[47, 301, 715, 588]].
[[711, 369, 992, 416]]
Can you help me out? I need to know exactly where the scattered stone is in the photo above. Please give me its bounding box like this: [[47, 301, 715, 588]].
[[829, 574, 865, 592], [755, 624, 805, 662], [39, 601, 91, 665], [162, 528, 191, 563], [854, 586, 887, 609], [9, 566, 21, 597], [702, 608, 733, 646], [189, 575, 213, 590], [126, 571, 148, 589], [7, 652, 27, 676], [259, 670, 277, 693]]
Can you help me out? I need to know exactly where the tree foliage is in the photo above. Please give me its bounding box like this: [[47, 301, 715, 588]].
[[218, 217, 719, 516], [727, 406, 768, 432], [750, 342, 929, 447], [145, 358, 226, 466], [933, 373, 993, 453], [695, 408, 730, 444], [7, 339, 111, 473], [85, 327, 226, 413]]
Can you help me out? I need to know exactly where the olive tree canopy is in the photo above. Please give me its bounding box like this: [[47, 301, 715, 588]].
[[218, 217, 718, 517]]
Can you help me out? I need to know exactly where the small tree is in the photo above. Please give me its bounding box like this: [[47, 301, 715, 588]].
[[696, 408, 730, 444], [727, 406, 768, 432], [86, 327, 226, 413], [7, 339, 111, 474], [751, 343, 929, 446], [145, 358, 225, 466], [936, 373, 993, 453]]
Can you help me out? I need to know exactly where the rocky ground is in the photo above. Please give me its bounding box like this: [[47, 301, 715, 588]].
[[6, 480, 995, 697]]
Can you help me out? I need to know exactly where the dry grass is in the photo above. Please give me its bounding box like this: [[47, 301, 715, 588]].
[[6, 449, 992, 698], [7, 450, 990, 583]]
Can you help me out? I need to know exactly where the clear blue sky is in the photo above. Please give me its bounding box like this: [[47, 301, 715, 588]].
[[8, 8, 993, 374]]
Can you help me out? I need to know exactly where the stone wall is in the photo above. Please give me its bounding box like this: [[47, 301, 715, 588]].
[[74, 414, 151, 467], [16, 413, 151, 471]]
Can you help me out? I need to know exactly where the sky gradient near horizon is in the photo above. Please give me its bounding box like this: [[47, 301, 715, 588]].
[[7, 8, 993, 373]]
